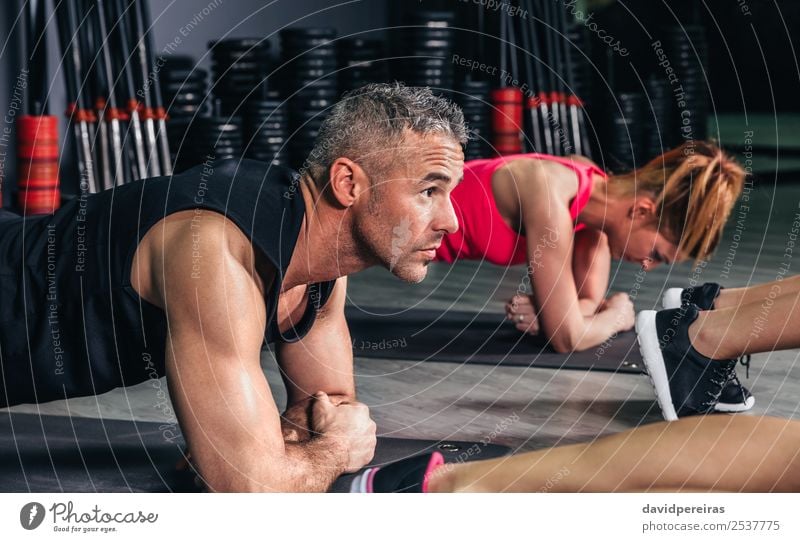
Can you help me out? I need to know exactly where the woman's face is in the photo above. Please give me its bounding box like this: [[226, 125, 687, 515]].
[[604, 200, 681, 270]]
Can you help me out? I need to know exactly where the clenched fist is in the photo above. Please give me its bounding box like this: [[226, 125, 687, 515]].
[[311, 391, 376, 473]]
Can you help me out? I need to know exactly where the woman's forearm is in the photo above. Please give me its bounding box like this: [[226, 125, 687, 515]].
[[545, 306, 620, 353], [571, 310, 623, 351]]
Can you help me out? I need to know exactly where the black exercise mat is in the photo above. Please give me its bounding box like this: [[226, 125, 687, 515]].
[[0, 413, 509, 492], [346, 307, 645, 374], [0, 413, 194, 492]]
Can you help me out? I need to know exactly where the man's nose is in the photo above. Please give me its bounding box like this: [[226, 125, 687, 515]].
[[436, 198, 459, 235]]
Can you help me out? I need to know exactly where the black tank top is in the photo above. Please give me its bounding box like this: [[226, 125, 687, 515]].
[[0, 158, 336, 407]]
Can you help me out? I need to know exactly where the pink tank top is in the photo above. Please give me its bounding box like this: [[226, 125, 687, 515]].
[[435, 153, 606, 265]]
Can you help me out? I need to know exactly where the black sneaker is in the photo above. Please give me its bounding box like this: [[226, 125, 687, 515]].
[[661, 284, 754, 414], [635, 304, 736, 421], [661, 282, 722, 311], [349, 452, 445, 493]]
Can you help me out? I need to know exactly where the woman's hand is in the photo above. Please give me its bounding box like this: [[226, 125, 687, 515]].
[[505, 294, 540, 334], [599, 292, 635, 332]]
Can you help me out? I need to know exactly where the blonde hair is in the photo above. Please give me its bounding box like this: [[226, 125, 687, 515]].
[[608, 141, 746, 262]]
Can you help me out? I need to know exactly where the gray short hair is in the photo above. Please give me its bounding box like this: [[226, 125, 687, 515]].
[[303, 82, 468, 185]]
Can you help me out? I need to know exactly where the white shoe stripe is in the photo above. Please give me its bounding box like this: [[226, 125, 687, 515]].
[[662, 289, 684, 310], [715, 395, 756, 413], [635, 310, 679, 422]]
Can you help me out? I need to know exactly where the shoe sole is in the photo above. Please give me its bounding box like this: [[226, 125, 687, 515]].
[[715, 395, 756, 413], [661, 288, 683, 310], [635, 310, 679, 422]]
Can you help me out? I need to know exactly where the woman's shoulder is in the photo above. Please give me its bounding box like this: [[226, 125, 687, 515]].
[[495, 155, 580, 200], [492, 157, 578, 221], [495, 155, 554, 179]]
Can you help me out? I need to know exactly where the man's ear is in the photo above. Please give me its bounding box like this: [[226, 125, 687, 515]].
[[327, 158, 367, 207], [628, 196, 658, 221]]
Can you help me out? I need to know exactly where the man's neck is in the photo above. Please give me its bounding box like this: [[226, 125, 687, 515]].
[[281, 176, 373, 291]]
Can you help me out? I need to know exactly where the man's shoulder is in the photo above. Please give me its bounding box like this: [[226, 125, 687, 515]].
[[210, 158, 299, 188], [155, 210, 272, 272]]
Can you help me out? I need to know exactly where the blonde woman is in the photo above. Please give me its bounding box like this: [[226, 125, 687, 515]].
[[433, 142, 746, 414]]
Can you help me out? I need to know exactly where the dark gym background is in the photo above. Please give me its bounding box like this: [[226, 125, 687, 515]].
[[1, 0, 798, 207]]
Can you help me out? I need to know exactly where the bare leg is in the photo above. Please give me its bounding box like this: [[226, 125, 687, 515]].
[[428, 416, 800, 492], [689, 287, 800, 359], [715, 274, 800, 310]]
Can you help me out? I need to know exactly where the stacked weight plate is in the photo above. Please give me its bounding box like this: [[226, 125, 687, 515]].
[[398, 10, 456, 96], [565, 26, 592, 113], [243, 88, 289, 167], [664, 25, 709, 142], [458, 80, 492, 161], [209, 38, 272, 116], [159, 55, 208, 119], [172, 101, 243, 173], [279, 28, 339, 167], [603, 92, 645, 171], [644, 73, 674, 161], [160, 55, 210, 168], [338, 38, 386, 94]]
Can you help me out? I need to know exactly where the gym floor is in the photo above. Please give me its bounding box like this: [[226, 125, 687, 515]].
[[5, 158, 800, 455]]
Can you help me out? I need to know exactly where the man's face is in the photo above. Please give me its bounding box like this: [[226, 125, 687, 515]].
[[353, 132, 464, 283]]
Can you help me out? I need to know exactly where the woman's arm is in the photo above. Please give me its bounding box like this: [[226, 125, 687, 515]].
[[506, 229, 609, 328], [572, 228, 611, 316], [513, 164, 633, 352], [567, 154, 611, 315]]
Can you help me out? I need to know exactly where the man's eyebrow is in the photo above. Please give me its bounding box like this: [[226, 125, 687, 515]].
[[419, 172, 452, 184], [418, 172, 464, 186]]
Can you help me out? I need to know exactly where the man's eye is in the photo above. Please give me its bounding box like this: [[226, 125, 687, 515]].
[[423, 187, 436, 197]]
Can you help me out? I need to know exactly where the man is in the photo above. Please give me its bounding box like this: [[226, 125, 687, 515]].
[[0, 83, 467, 491]]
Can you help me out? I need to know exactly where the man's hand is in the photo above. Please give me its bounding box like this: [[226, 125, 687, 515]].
[[281, 400, 314, 443], [281, 393, 350, 443], [505, 294, 540, 334], [600, 292, 635, 332], [311, 391, 376, 473]]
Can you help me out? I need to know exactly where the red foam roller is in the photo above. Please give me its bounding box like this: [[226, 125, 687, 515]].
[[19, 188, 60, 215], [17, 115, 60, 214], [490, 88, 523, 154]]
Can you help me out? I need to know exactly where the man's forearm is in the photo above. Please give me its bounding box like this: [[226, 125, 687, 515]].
[[279, 436, 348, 491], [203, 434, 348, 492]]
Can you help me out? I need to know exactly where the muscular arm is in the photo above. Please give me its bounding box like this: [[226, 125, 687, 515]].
[[517, 165, 625, 352], [275, 277, 357, 442], [571, 228, 611, 316], [153, 218, 348, 491]]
